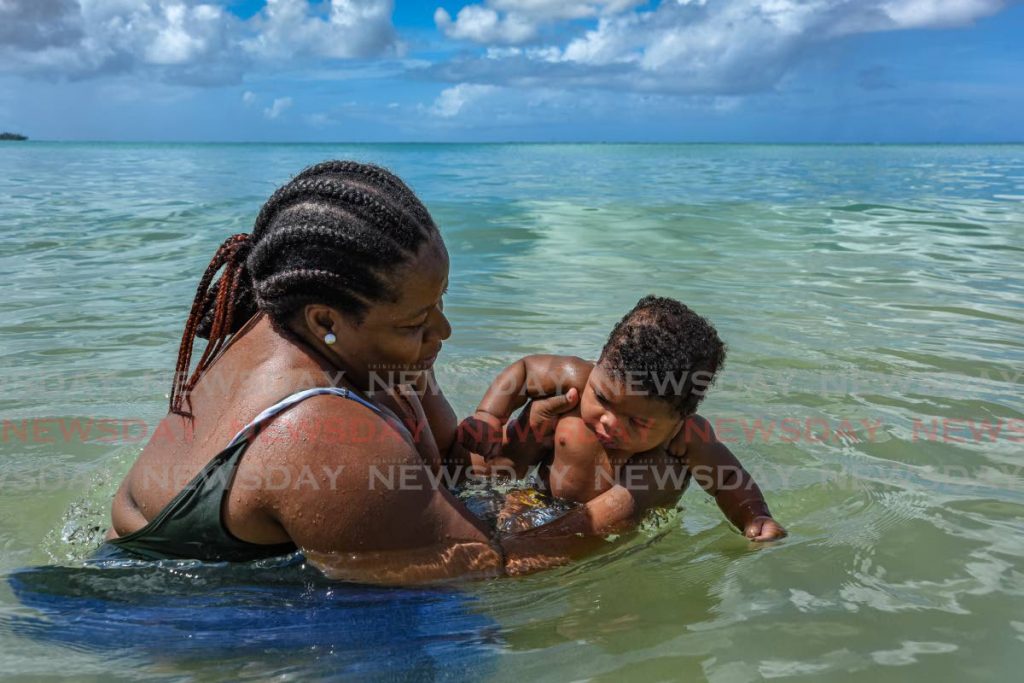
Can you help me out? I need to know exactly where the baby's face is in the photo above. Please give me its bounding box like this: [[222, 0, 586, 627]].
[[580, 364, 682, 454]]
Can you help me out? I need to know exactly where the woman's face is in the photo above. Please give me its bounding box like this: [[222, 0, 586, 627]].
[[314, 235, 452, 388], [579, 363, 682, 454]]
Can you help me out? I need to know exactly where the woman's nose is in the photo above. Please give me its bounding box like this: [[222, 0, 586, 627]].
[[428, 306, 452, 341], [600, 412, 617, 433]]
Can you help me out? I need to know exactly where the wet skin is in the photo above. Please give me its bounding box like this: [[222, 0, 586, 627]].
[[109, 236, 591, 582], [461, 355, 788, 540]]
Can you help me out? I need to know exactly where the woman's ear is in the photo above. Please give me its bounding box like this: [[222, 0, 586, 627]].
[[302, 304, 344, 338]]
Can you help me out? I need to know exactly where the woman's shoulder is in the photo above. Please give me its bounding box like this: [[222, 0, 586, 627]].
[[241, 389, 466, 557], [247, 389, 414, 465]]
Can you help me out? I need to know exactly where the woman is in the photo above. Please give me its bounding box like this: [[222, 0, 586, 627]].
[[105, 161, 598, 583]]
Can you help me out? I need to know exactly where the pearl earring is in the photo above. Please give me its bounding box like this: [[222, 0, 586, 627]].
[[324, 331, 337, 345]]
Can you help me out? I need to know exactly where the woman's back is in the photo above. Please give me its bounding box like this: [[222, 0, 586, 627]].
[[110, 314, 354, 549]]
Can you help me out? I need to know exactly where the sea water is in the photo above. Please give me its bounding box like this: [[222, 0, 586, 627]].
[[0, 142, 1022, 681]]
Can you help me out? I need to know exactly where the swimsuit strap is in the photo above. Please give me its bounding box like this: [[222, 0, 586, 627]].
[[105, 386, 385, 562], [227, 386, 382, 448]]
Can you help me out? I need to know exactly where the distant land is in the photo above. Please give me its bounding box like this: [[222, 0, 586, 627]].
[[0, 132, 28, 141]]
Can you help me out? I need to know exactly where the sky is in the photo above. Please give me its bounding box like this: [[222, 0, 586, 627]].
[[0, 0, 1022, 142]]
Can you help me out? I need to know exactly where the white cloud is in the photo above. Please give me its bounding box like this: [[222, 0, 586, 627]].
[[435, 0, 1012, 94], [434, 6, 536, 44], [489, 0, 643, 21], [842, 0, 1009, 32], [0, 0, 1013, 99], [263, 96, 293, 119], [244, 0, 396, 60], [144, 2, 225, 65], [4, 1, 242, 77], [561, 0, 1009, 75], [430, 83, 498, 117], [242, 89, 256, 105], [434, 1, 644, 44], [0, 0, 398, 84], [403, 85, 755, 136], [305, 111, 332, 126]]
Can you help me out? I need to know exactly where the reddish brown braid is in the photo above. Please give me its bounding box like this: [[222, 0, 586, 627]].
[[170, 233, 251, 417], [172, 161, 440, 417]]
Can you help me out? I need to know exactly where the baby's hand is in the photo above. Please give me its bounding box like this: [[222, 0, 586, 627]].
[[457, 411, 504, 460], [744, 516, 788, 542]]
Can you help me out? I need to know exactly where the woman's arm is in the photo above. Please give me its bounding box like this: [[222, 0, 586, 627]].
[[493, 448, 695, 575], [263, 400, 612, 583], [411, 368, 461, 466], [497, 484, 636, 575]]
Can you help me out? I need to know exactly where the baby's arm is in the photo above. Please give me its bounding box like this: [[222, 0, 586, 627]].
[[459, 355, 592, 461], [672, 415, 787, 541]]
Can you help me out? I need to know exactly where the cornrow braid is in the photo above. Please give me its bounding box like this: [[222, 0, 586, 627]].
[[252, 178, 422, 249], [174, 161, 439, 417], [294, 160, 415, 194], [292, 160, 436, 228]]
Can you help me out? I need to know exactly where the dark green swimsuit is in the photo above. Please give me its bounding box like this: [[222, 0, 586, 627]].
[[106, 387, 382, 562]]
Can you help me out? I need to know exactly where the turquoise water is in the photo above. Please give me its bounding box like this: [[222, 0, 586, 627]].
[[1, 142, 1023, 681]]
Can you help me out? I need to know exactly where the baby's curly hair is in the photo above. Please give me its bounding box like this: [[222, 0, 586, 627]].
[[598, 295, 726, 417]]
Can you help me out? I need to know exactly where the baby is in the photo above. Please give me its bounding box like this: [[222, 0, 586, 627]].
[[457, 295, 787, 541]]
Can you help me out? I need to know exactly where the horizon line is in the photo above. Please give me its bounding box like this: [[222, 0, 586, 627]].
[[6, 139, 1024, 146]]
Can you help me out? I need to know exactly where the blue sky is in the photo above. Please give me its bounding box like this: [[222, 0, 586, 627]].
[[1, 0, 1021, 142]]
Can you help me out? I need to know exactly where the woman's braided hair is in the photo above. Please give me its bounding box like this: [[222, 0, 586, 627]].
[[170, 160, 439, 416]]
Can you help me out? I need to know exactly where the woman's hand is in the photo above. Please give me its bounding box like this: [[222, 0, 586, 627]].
[[492, 388, 581, 475], [744, 516, 788, 541], [456, 410, 504, 460], [459, 388, 581, 466], [520, 387, 579, 446], [456, 388, 583, 481]]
